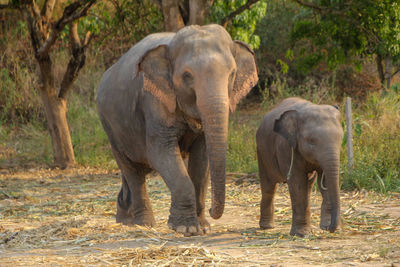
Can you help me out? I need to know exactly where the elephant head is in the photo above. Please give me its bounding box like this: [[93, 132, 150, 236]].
[[273, 105, 343, 232], [138, 24, 258, 219]]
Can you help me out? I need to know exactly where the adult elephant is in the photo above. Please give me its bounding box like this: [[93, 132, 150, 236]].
[[97, 24, 258, 236]]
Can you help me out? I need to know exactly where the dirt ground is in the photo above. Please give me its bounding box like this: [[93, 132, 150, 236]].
[[0, 167, 399, 266]]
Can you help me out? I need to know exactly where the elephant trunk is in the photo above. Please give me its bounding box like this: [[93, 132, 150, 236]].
[[321, 152, 341, 233], [198, 95, 229, 220]]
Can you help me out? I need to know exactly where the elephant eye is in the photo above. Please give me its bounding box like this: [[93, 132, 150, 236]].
[[307, 137, 317, 145], [228, 70, 236, 90], [182, 71, 194, 85], [229, 70, 236, 82]]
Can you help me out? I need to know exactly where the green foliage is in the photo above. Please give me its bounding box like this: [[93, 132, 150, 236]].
[[0, 91, 116, 169], [255, 0, 298, 57], [68, 94, 116, 169], [290, 0, 400, 73], [341, 90, 400, 193], [227, 112, 264, 174], [92, 0, 163, 45], [0, 119, 52, 167], [276, 59, 289, 74], [0, 21, 42, 124], [59, 1, 164, 54], [254, 0, 310, 89], [208, 0, 267, 49]]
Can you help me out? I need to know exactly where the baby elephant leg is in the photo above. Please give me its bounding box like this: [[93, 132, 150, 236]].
[[258, 151, 278, 229], [288, 172, 314, 237]]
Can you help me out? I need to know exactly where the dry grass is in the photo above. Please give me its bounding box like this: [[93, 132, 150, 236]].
[[0, 167, 400, 266], [1, 245, 240, 266]]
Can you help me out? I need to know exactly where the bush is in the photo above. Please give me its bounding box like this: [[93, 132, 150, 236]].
[[341, 90, 400, 193], [0, 20, 42, 124]]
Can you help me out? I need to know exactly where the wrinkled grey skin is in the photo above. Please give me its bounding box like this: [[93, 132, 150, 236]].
[[256, 97, 343, 237], [97, 24, 258, 236]]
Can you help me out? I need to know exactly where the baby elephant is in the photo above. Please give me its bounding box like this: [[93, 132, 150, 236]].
[[256, 97, 343, 237]]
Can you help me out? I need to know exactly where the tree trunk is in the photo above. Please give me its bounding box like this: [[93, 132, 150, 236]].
[[161, 0, 185, 31], [39, 87, 75, 168], [188, 0, 213, 25], [15, 0, 95, 168], [39, 59, 75, 169], [384, 55, 392, 89], [376, 54, 385, 86], [160, 0, 214, 31]]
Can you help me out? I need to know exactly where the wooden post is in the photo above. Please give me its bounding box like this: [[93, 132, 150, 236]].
[[345, 97, 354, 169]]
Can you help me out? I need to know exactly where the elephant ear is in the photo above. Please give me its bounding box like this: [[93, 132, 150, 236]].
[[139, 45, 176, 113], [230, 40, 258, 112], [273, 110, 298, 148]]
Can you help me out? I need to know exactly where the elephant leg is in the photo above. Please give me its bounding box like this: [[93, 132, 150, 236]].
[[317, 170, 331, 230], [288, 172, 312, 237], [258, 150, 277, 229], [147, 135, 201, 236], [112, 148, 155, 226], [188, 134, 211, 234]]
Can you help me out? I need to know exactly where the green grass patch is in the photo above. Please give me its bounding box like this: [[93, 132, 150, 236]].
[[0, 93, 116, 169], [341, 90, 400, 193], [68, 94, 116, 169], [227, 108, 264, 174]]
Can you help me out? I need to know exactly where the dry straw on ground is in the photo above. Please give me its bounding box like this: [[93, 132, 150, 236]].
[[1, 167, 400, 266]]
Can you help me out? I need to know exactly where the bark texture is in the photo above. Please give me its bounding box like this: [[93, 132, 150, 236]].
[[160, 0, 214, 31], [161, 0, 185, 31]]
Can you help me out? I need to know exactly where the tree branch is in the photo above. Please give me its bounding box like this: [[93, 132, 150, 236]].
[[41, 0, 57, 20], [58, 22, 88, 99], [21, 1, 45, 55], [83, 31, 93, 47], [220, 0, 260, 28], [37, 0, 97, 59], [391, 65, 400, 78]]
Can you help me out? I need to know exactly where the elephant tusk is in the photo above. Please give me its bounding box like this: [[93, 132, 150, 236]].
[[308, 170, 318, 180], [286, 147, 294, 181], [320, 172, 328, 190]]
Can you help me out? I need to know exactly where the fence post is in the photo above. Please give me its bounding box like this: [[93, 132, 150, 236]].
[[345, 97, 354, 169]]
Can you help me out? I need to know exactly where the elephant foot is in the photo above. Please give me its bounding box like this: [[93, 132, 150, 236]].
[[320, 209, 332, 231], [198, 216, 211, 234], [320, 216, 331, 231], [133, 213, 156, 227], [290, 225, 311, 237], [116, 207, 155, 227], [168, 215, 203, 236], [259, 218, 275, 229], [116, 205, 134, 225]]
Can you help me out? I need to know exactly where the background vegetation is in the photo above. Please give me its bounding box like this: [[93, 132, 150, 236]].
[[0, 0, 399, 193]]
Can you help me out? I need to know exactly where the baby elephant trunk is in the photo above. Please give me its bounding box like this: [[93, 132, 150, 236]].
[[321, 154, 341, 233]]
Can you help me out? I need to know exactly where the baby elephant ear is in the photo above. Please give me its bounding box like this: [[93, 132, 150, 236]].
[[273, 110, 298, 148], [230, 40, 258, 112], [139, 45, 176, 113]]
